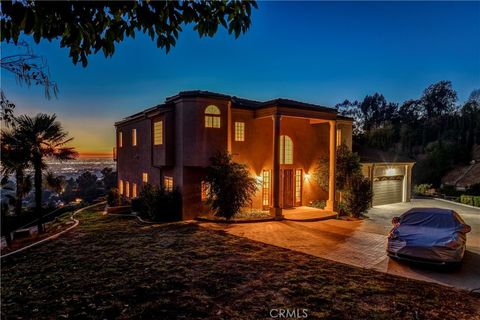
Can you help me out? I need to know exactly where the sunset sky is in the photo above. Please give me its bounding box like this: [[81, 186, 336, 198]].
[[1, 2, 479, 156]]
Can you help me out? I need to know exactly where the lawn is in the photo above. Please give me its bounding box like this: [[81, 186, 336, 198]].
[[2, 209, 479, 319]]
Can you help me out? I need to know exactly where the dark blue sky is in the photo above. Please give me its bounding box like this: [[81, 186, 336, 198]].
[[2, 1, 479, 154]]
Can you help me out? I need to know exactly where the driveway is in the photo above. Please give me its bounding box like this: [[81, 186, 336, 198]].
[[202, 199, 480, 291]]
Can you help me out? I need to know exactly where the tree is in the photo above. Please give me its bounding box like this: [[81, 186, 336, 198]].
[[76, 171, 99, 201], [1, 1, 258, 67], [0, 129, 32, 218], [204, 150, 258, 220], [313, 144, 362, 193], [419, 81, 457, 118], [44, 172, 65, 194], [14, 114, 77, 233], [101, 167, 117, 191], [341, 175, 373, 218]]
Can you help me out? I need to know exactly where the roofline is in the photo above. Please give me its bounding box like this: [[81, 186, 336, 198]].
[[115, 104, 172, 126]]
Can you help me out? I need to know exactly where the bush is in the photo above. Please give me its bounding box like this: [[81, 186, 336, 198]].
[[414, 184, 433, 196], [137, 184, 182, 222], [460, 195, 480, 207], [341, 175, 373, 218], [204, 150, 258, 220], [308, 200, 326, 209], [107, 188, 122, 206]]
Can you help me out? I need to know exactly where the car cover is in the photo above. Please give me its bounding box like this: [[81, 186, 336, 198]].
[[388, 208, 466, 262]]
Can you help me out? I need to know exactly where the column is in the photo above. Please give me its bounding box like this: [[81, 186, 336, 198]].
[[270, 113, 283, 220], [326, 120, 337, 211]]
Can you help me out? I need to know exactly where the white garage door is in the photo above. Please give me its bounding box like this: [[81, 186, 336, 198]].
[[372, 177, 403, 206]]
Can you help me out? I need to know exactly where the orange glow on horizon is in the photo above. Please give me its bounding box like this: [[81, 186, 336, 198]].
[[78, 152, 114, 159]]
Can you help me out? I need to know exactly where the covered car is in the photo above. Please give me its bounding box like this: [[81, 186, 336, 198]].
[[387, 208, 471, 264]]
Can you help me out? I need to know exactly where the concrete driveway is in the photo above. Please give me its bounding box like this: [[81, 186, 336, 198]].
[[202, 199, 480, 291]]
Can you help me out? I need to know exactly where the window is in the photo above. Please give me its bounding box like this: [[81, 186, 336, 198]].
[[234, 122, 245, 141], [142, 173, 149, 183], [132, 128, 137, 146], [132, 183, 137, 198], [336, 128, 342, 147], [118, 131, 123, 148], [125, 181, 130, 198], [164, 176, 173, 192], [205, 105, 221, 128], [262, 170, 270, 207], [295, 169, 302, 203], [119, 180, 124, 195], [153, 121, 163, 145], [280, 135, 293, 164], [201, 181, 210, 201]]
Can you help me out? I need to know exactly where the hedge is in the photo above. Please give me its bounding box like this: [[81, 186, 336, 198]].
[[460, 195, 480, 207]]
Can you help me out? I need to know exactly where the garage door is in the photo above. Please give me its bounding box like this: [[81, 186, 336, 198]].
[[372, 177, 403, 206]]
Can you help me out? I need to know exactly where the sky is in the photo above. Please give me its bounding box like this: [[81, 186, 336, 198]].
[[1, 1, 479, 156]]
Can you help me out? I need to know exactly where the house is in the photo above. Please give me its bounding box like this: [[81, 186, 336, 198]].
[[355, 145, 415, 206], [114, 90, 409, 220]]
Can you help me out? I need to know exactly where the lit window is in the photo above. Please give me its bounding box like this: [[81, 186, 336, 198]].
[[118, 131, 123, 148], [119, 180, 124, 195], [280, 135, 293, 164], [262, 170, 270, 207], [125, 181, 130, 198], [201, 181, 210, 201], [142, 173, 149, 183], [295, 169, 302, 203], [132, 183, 137, 198], [132, 129, 137, 146], [153, 121, 163, 145], [164, 176, 173, 192], [234, 122, 245, 141], [205, 105, 221, 128], [336, 128, 342, 147]]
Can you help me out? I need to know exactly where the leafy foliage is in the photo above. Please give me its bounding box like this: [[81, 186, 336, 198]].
[[137, 183, 182, 222], [341, 175, 373, 218], [413, 184, 433, 196], [76, 171, 100, 201], [204, 150, 258, 220], [12, 113, 77, 233], [101, 167, 117, 191], [1, 1, 258, 67], [314, 144, 362, 193]]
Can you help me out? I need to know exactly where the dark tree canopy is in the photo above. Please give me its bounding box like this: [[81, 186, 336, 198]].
[[1, 0, 258, 67], [420, 80, 458, 117]]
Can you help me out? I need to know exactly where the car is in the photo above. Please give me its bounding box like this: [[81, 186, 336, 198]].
[[387, 208, 471, 265]]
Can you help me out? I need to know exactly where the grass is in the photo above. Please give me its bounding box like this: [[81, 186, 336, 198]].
[[2, 208, 479, 319]]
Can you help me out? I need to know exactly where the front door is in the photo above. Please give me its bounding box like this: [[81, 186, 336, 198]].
[[283, 169, 294, 208]]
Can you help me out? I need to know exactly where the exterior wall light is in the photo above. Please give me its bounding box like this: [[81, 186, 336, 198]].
[[386, 168, 396, 176], [304, 173, 311, 181]]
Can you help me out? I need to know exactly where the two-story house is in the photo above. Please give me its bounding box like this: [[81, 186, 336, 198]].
[[114, 90, 412, 220]]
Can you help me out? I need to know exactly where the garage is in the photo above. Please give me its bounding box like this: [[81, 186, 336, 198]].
[[372, 176, 404, 206], [354, 145, 415, 207]]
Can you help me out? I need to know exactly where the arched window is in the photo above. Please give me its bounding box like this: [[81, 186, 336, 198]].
[[280, 135, 293, 164], [205, 105, 221, 128]]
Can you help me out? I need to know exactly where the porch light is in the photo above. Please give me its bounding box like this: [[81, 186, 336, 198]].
[[304, 173, 311, 181], [386, 168, 396, 176], [256, 175, 263, 183]]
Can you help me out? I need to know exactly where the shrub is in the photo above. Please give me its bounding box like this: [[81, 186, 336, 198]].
[[341, 175, 373, 218], [308, 200, 326, 209], [137, 184, 182, 222], [107, 188, 122, 206], [460, 195, 480, 207], [414, 184, 433, 196], [204, 150, 258, 220]]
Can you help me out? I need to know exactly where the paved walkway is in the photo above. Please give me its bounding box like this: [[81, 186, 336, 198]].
[[282, 206, 336, 221], [202, 199, 480, 291]]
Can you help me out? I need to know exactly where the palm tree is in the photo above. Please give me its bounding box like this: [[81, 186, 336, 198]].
[[1, 130, 31, 218], [15, 114, 78, 233]]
